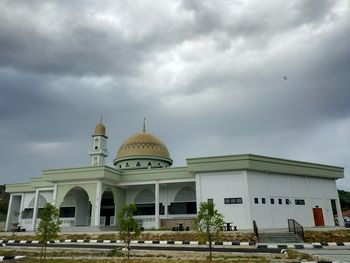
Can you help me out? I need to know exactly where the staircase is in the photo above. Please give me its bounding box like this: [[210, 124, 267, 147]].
[[259, 232, 304, 243]]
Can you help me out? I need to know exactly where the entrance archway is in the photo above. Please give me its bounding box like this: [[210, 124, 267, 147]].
[[100, 189, 115, 226], [60, 187, 91, 226]]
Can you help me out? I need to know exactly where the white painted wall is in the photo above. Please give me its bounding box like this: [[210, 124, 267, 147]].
[[247, 171, 341, 229], [196, 171, 252, 229], [74, 190, 90, 226]]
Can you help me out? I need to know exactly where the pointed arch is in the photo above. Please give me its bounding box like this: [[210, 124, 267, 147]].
[[134, 189, 155, 204], [174, 186, 196, 202], [28, 194, 47, 208], [100, 188, 116, 226], [60, 186, 91, 226]]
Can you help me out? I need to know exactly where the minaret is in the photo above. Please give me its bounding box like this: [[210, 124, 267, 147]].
[[89, 116, 108, 166]]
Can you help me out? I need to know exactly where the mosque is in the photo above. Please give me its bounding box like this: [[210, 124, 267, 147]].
[[5, 119, 344, 232]]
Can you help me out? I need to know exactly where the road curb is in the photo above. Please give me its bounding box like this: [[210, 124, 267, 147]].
[[0, 239, 255, 246], [257, 242, 350, 249], [0, 256, 26, 261]]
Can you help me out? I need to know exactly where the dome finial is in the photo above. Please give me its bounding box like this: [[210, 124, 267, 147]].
[[143, 117, 146, 132], [95, 115, 106, 135]]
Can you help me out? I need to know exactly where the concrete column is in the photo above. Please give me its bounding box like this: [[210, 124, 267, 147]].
[[5, 194, 13, 231], [19, 194, 24, 227], [195, 174, 201, 212], [32, 189, 39, 231], [52, 184, 58, 205], [94, 181, 102, 226], [336, 198, 344, 226], [164, 184, 168, 218], [155, 181, 160, 229]]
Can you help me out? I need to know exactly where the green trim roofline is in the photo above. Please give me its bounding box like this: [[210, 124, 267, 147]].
[[6, 154, 344, 194], [186, 154, 344, 179], [43, 166, 121, 182]]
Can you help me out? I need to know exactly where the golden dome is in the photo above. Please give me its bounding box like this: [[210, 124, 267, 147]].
[[95, 118, 106, 135], [116, 132, 171, 160]]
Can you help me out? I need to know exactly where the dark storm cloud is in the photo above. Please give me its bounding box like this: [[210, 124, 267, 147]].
[[0, 1, 156, 76], [0, 0, 349, 190]]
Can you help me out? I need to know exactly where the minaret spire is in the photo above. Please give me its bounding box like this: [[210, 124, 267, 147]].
[[143, 117, 146, 132], [89, 118, 108, 166]]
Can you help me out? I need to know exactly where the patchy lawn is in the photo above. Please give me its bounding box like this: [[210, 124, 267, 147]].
[[304, 229, 350, 243], [2, 229, 350, 243], [0, 247, 308, 262]]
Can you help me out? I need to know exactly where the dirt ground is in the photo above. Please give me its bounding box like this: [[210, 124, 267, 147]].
[[0, 246, 315, 262]]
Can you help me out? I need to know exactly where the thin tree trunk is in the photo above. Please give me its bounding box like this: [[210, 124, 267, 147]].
[[44, 243, 47, 260], [209, 235, 212, 262], [127, 232, 130, 259], [40, 243, 44, 263]]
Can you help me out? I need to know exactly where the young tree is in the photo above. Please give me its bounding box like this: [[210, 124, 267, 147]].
[[194, 201, 224, 262], [117, 203, 142, 259], [36, 203, 61, 262]]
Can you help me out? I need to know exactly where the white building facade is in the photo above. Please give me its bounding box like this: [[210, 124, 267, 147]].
[[5, 121, 344, 231]]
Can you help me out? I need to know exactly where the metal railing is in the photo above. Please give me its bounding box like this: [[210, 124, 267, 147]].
[[288, 219, 304, 241], [253, 220, 259, 242]]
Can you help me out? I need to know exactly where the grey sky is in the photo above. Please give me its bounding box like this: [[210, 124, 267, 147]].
[[1, 0, 350, 189]]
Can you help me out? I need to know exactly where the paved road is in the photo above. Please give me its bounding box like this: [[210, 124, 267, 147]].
[[3, 242, 282, 254], [301, 248, 350, 263]]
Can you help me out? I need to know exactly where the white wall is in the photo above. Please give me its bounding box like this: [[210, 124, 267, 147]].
[[247, 171, 341, 229], [196, 171, 252, 229]]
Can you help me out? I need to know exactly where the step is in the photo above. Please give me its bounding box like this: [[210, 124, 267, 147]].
[[259, 232, 304, 243]]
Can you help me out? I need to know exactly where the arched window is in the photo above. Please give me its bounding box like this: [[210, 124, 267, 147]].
[[134, 189, 155, 204], [169, 186, 197, 215], [94, 138, 99, 150], [136, 161, 141, 167], [147, 161, 152, 166], [28, 194, 47, 208], [126, 162, 129, 168], [174, 186, 196, 202], [133, 189, 156, 216]]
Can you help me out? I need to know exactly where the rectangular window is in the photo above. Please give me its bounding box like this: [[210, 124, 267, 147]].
[[207, 199, 213, 204], [224, 198, 243, 204], [262, 198, 266, 204], [270, 198, 275, 204], [134, 203, 155, 216], [22, 208, 34, 219], [286, 199, 291, 205], [278, 198, 282, 204], [295, 199, 305, 205], [59, 207, 75, 218], [168, 202, 197, 215], [254, 198, 259, 204]]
